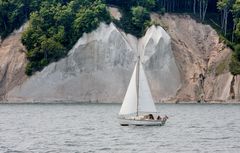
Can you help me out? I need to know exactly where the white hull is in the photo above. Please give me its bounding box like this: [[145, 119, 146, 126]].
[[119, 118, 166, 126]]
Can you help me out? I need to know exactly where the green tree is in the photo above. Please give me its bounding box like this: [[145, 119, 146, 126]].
[[73, 1, 110, 39], [22, 0, 111, 75], [21, 12, 44, 50], [217, 0, 235, 36], [230, 53, 240, 75], [232, 0, 240, 41], [131, 6, 149, 29], [137, 0, 156, 10], [0, 0, 41, 38], [40, 37, 66, 62]]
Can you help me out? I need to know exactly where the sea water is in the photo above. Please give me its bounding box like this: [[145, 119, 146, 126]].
[[0, 103, 239, 153]]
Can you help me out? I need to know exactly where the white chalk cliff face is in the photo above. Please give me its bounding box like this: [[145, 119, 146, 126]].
[[6, 23, 181, 102]]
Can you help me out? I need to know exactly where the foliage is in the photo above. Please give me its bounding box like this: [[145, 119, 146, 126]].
[[137, 0, 156, 10], [131, 6, 149, 28], [2, 0, 240, 75], [21, 0, 110, 75], [216, 59, 229, 76], [113, 7, 150, 38], [234, 44, 240, 60], [73, 1, 111, 39], [230, 53, 240, 75], [0, 0, 41, 38], [111, 1, 152, 38]]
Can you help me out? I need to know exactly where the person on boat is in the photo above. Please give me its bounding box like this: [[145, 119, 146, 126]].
[[149, 114, 154, 120], [157, 115, 162, 120], [162, 115, 168, 121], [143, 114, 154, 120]]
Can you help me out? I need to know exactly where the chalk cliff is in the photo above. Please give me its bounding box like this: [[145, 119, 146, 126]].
[[1, 12, 240, 103], [6, 23, 181, 102]]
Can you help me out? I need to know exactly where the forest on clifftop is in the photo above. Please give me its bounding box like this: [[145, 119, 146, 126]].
[[0, 0, 240, 75]]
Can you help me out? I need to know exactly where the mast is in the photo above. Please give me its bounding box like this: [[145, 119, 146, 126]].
[[136, 56, 140, 116]]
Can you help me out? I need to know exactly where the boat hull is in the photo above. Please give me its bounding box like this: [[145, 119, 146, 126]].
[[119, 118, 166, 126]]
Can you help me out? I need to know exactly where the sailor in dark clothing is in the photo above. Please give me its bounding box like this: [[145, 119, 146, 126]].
[[157, 115, 162, 120], [149, 114, 154, 120]]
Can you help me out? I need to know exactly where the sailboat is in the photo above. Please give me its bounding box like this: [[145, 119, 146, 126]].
[[119, 56, 168, 126]]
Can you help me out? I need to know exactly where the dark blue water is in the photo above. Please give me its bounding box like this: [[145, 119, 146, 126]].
[[0, 103, 239, 153]]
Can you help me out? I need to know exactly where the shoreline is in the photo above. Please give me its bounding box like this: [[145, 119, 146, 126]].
[[0, 100, 239, 104]]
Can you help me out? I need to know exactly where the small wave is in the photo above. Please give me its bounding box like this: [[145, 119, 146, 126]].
[[201, 136, 231, 140], [99, 147, 111, 151], [5, 150, 23, 153]]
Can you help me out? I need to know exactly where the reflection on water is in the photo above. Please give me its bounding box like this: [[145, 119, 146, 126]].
[[0, 103, 239, 153]]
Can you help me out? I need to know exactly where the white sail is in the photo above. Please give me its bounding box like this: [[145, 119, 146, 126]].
[[119, 64, 138, 115], [138, 63, 157, 113]]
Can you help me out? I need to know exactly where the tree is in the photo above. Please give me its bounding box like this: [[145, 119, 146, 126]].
[[40, 37, 66, 62], [232, 0, 240, 41], [200, 0, 209, 21], [131, 6, 149, 29], [194, 0, 197, 14], [22, 0, 111, 75], [217, 0, 235, 36], [0, 0, 42, 38], [230, 52, 240, 75], [235, 20, 240, 38], [137, 0, 156, 10]]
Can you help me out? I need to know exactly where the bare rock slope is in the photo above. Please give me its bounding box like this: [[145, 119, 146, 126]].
[[0, 26, 27, 100], [156, 13, 240, 102], [6, 23, 181, 102]]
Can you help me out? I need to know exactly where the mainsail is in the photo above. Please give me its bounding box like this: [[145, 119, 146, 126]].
[[119, 60, 157, 116]]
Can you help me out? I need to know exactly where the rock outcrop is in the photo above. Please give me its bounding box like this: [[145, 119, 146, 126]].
[[109, 6, 122, 20], [6, 23, 181, 102], [156, 13, 240, 102], [0, 25, 27, 100]]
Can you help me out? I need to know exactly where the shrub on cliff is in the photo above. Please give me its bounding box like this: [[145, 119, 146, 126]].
[[230, 53, 240, 75]]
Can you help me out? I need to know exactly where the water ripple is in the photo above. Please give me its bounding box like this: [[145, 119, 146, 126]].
[[0, 104, 239, 153]]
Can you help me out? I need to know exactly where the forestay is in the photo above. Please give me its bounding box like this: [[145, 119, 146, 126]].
[[138, 63, 157, 113]]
